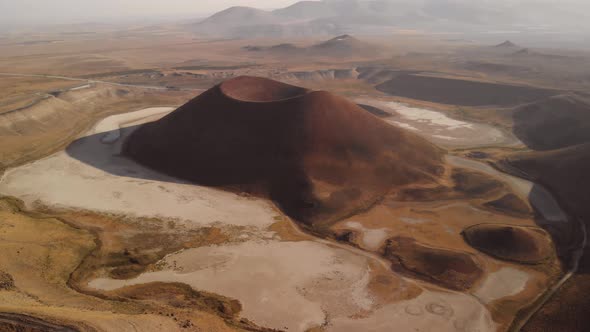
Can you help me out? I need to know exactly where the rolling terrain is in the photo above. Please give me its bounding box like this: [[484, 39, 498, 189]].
[[496, 93, 590, 331], [0, 83, 191, 171], [189, 0, 590, 42], [0, 14, 589, 331], [243, 35, 385, 59]]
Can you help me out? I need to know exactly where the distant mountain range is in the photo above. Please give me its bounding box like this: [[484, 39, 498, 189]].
[[243, 34, 383, 57], [190, 0, 590, 38]]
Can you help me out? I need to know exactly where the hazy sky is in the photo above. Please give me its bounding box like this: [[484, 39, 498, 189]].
[[1, 0, 589, 26], [0, 0, 305, 24]]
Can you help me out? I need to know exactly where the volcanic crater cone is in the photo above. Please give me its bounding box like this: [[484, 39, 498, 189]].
[[124, 76, 443, 228], [463, 224, 554, 264]]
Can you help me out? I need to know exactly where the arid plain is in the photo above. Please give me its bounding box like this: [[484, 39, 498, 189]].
[[1, 21, 590, 332]]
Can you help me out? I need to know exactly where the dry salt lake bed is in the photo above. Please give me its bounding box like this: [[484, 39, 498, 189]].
[[357, 99, 520, 148], [0, 102, 561, 331]]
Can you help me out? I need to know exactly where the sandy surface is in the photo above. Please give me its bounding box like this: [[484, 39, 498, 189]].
[[69, 84, 91, 91], [0, 108, 278, 228], [357, 99, 517, 148], [399, 216, 432, 225], [474, 267, 531, 304], [329, 291, 495, 332], [345, 221, 389, 250], [89, 239, 497, 332], [90, 240, 375, 331]]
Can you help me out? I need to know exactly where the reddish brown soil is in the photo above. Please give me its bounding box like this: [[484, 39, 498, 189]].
[[125, 76, 443, 229], [397, 168, 504, 202], [109, 282, 242, 319], [383, 237, 483, 291], [521, 273, 590, 332], [219, 76, 308, 102], [463, 224, 553, 264], [376, 73, 556, 106], [483, 193, 532, 217]]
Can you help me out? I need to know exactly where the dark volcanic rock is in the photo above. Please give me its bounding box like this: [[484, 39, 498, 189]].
[[125, 76, 443, 229]]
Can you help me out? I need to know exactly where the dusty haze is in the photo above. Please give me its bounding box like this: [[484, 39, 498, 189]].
[[1, 0, 589, 29], [0, 0, 304, 23]]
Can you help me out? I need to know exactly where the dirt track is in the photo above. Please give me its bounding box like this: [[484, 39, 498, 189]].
[[0, 313, 79, 332], [0, 72, 172, 91]]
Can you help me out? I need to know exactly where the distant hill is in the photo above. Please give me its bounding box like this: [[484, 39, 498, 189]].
[[310, 34, 375, 56], [190, 0, 409, 37], [242, 43, 301, 54], [192, 6, 280, 35], [200, 6, 277, 27], [312, 34, 360, 49], [273, 1, 336, 19], [242, 35, 383, 58], [495, 40, 517, 48], [189, 0, 590, 38]]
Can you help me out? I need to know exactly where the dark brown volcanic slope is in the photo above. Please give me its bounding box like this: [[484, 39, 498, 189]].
[[483, 193, 532, 217], [507, 143, 590, 224], [125, 76, 443, 229], [376, 73, 556, 106], [513, 94, 590, 150], [508, 143, 590, 332], [507, 95, 590, 234], [503, 94, 590, 331], [463, 224, 554, 264], [508, 95, 590, 222], [384, 237, 483, 291]]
